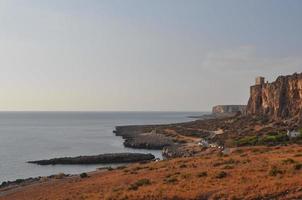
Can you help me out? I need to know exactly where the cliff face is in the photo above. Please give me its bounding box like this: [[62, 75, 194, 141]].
[[212, 105, 246, 114], [246, 73, 302, 120]]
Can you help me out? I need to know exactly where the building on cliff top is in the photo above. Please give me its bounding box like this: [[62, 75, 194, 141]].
[[255, 76, 265, 85], [247, 72, 302, 120]]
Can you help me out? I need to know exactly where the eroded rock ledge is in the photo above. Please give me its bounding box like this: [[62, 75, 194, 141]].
[[28, 153, 155, 165], [114, 125, 174, 149]]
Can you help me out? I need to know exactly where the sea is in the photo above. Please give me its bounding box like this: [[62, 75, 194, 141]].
[[0, 111, 206, 182]]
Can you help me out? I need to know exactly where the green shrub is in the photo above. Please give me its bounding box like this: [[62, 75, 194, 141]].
[[259, 132, 289, 145], [80, 173, 88, 178], [181, 173, 191, 179], [260, 135, 277, 143], [1, 181, 8, 187], [107, 167, 114, 171], [274, 132, 288, 141], [117, 165, 127, 170], [242, 159, 251, 164], [15, 179, 24, 184], [128, 179, 151, 190], [179, 164, 187, 168], [294, 163, 302, 170], [215, 171, 227, 179], [282, 158, 296, 164], [234, 149, 244, 154], [234, 131, 293, 147], [224, 158, 238, 165], [235, 136, 258, 146], [197, 172, 208, 177], [164, 177, 178, 184], [223, 165, 234, 170], [135, 178, 151, 186], [128, 184, 139, 191], [269, 166, 283, 176]]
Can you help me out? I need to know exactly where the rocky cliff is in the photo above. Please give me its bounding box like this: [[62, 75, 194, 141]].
[[212, 105, 246, 114], [246, 72, 302, 120]]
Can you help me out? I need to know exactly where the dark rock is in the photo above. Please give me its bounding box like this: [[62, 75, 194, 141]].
[[123, 133, 173, 149], [27, 153, 155, 165], [0, 177, 41, 189], [162, 145, 192, 159], [114, 125, 174, 150], [0, 174, 71, 190]]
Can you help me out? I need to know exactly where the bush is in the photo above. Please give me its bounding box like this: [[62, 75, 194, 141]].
[[223, 165, 234, 170], [235, 136, 258, 146], [282, 158, 296, 164], [294, 163, 302, 170], [107, 167, 114, 171], [164, 177, 178, 184], [260, 135, 277, 143], [128, 184, 139, 191], [0, 181, 8, 187], [273, 132, 288, 142], [80, 173, 88, 178], [54, 173, 66, 179], [234, 149, 244, 154], [179, 164, 187, 168], [136, 178, 151, 186], [197, 172, 208, 177], [181, 173, 191, 179], [259, 132, 289, 145], [224, 158, 238, 165], [215, 171, 227, 179], [116, 165, 127, 170], [236, 132, 289, 147], [15, 179, 24, 184], [128, 179, 151, 190], [268, 166, 283, 176]]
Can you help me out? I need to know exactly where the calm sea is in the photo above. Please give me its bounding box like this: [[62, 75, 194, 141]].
[[0, 111, 206, 182]]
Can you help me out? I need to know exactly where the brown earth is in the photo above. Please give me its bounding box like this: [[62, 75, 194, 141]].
[[1, 145, 302, 200]]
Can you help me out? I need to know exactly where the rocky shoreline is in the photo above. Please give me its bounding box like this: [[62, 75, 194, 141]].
[[0, 173, 70, 190], [114, 125, 175, 150], [1, 73, 301, 199], [114, 125, 203, 159], [28, 153, 155, 165]]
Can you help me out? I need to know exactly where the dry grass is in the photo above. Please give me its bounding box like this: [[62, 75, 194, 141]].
[[1, 145, 302, 200]]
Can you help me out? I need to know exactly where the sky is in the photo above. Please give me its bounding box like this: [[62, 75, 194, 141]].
[[0, 0, 301, 111]]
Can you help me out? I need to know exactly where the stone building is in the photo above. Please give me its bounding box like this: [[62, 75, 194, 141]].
[[246, 73, 302, 119], [255, 76, 265, 85]]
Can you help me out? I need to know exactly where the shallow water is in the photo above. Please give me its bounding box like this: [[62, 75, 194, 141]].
[[0, 111, 206, 182]]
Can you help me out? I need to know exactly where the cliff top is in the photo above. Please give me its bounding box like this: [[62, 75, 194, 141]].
[[247, 72, 302, 120]]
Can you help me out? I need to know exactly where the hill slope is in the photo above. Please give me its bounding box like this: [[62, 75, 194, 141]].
[[1, 145, 302, 200]]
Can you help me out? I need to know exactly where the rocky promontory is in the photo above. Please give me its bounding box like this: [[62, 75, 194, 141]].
[[28, 153, 155, 165], [212, 105, 246, 114], [247, 73, 302, 121], [114, 125, 174, 149]]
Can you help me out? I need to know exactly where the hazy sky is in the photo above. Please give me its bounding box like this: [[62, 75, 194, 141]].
[[0, 0, 301, 111]]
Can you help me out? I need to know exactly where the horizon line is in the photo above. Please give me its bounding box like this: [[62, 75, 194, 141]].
[[0, 110, 211, 112]]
